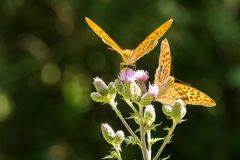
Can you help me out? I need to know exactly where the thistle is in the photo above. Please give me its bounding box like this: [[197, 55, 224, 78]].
[[90, 31, 216, 160]]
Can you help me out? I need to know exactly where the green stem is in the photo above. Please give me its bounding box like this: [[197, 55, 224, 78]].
[[114, 146, 122, 160], [139, 105, 148, 160], [124, 98, 138, 113], [153, 120, 178, 160], [108, 99, 141, 144], [147, 130, 152, 160]]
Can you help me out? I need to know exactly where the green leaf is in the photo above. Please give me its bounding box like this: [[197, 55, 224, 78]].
[[102, 151, 118, 159], [150, 123, 161, 131], [164, 126, 170, 131], [150, 137, 165, 145], [161, 155, 171, 160], [124, 136, 139, 146], [126, 112, 137, 120]]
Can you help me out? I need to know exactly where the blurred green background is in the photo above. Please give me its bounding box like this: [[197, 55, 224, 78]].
[[0, 0, 240, 159]]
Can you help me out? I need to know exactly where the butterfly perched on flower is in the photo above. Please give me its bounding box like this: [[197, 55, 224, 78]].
[[154, 39, 216, 107], [85, 17, 173, 69]]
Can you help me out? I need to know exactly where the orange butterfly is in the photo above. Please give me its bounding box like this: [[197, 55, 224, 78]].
[[85, 17, 173, 68], [154, 39, 216, 107]]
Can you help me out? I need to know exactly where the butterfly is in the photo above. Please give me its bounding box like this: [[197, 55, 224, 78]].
[[154, 38, 216, 107], [85, 17, 173, 69]]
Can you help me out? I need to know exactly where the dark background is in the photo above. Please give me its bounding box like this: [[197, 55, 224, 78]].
[[0, 0, 240, 159]]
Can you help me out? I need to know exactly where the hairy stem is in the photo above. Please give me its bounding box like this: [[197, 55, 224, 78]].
[[108, 99, 141, 144], [147, 131, 152, 160], [114, 146, 122, 160], [153, 120, 178, 160], [139, 105, 148, 160], [124, 98, 138, 113]]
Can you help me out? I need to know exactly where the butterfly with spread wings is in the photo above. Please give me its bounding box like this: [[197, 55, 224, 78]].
[[154, 39, 216, 107], [85, 17, 173, 69]]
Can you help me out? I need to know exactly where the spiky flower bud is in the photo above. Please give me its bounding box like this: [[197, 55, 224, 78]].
[[101, 123, 115, 145], [131, 82, 142, 103], [140, 92, 154, 106], [162, 99, 187, 123], [136, 81, 147, 94], [93, 77, 108, 96], [122, 82, 132, 99], [91, 92, 105, 103], [162, 104, 173, 117], [114, 130, 125, 146], [144, 105, 156, 126], [114, 79, 124, 94], [115, 80, 138, 100], [171, 99, 187, 122], [148, 84, 159, 98], [108, 82, 116, 96]]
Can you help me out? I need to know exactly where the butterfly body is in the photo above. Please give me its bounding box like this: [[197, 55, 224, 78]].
[[155, 39, 216, 107], [85, 17, 173, 68]]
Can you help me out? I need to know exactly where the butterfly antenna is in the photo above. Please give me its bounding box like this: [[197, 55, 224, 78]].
[[108, 47, 114, 51], [175, 78, 191, 86], [171, 57, 191, 86], [171, 57, 174, 77]]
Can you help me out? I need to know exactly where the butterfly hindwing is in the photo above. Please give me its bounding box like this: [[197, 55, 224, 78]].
[[158, 83, 216, 107], [154, 39, 216, 107]]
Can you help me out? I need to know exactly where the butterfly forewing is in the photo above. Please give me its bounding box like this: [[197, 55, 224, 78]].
[[85, 17, 123, 55], [154, 39, 172, 86], [131, 19, 173, 63], [86, 17, 173, 66], [154, 38, 216, 107]]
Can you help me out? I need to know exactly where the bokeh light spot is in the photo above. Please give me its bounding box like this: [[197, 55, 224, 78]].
[[48, 144, 68, 160], [41, 63, 61, 85], [0, 93, 12, 122], [63, 65, 91, 113], [228, 65, 240, 88]]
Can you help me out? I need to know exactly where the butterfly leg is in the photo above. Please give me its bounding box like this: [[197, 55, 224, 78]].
[[120, 62, 136, 70]]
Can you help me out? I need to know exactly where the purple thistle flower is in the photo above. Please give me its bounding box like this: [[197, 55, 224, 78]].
[[134, 70, 149, 82], [148, 84, 159, 98], [119, 68, 136, 83]]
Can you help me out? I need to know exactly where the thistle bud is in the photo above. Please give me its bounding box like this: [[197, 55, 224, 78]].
[[90, 92, 105, 103], [162, 99, 187, 123], [108, 82, 116, 96], [144, 105, 156, 126], [148, 84, 159, 98], [162, 104, 173, 117], [93, 77, 108, 96], [171, 99, 187, 122], [122, 82, 132, 99], [114, 79, 124, 95], [101, 123, 115, 145], [136, 81, 147, 94], [114, 130, 125, 146], [140, 92, 154, 106], [131, 82, 142, 103]]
